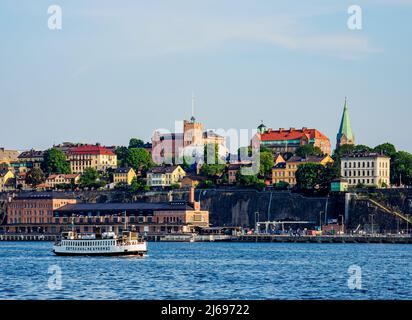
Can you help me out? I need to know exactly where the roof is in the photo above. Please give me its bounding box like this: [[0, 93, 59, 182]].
[[55, 201, 194, 213], [286, 155, 331, 164], [46, 174, 80, 180], [342, 152, 390, 159], [183, 174, 207, 181], [18, 150, 44, 159], [68, 145, 115, 156], [114, 167, 135, 174], [13, 191, 76, 200], [337, 99, 354, 143], [0, 169, 13, 177], [260, 128, 329, 142], [203, 130, 224, 139], [148, 165, 183, 174]]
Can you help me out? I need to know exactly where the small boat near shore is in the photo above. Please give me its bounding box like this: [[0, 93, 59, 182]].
[[52, 228, 147, 256]]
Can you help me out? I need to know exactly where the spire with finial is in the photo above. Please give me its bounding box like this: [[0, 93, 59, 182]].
[[336, 97, 355, 149]]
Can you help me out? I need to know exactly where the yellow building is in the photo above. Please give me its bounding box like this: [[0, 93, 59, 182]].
[[0, 169, 15, 192], [147, 165, 186, 188], [67, 145, 117, 174], [272, 155, 334, 186], [45, 174, 81, 189], [113, 167, 137, 185]]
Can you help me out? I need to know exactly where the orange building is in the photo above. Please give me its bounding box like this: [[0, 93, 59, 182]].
[[259, 126, 331, 155], [6, 192, 77, 234]]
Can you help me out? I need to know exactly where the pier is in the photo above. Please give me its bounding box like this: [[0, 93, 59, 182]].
[[231, 234, 412, 244]]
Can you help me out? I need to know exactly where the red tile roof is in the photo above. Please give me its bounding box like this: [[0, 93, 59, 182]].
[[68, 145, 114, 156], [260, 128, 329, 141]]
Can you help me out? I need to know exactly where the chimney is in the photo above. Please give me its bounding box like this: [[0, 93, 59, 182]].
[[290, 127, 295, 131], [279, 128, 284, 132], [189, 187, 195, 203]]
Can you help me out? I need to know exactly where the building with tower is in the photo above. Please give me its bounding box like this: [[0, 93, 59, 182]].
[[152, 95, 226, 164], [336, 98, 355, 149]]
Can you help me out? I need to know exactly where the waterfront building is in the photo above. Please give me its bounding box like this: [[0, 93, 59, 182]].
[[113, 167, 137, 185], [0, 169, 15, 192], [5, 188, 208, 235], [0, 148, 19, 166], [340, 152, 390, 188], [258, 126, 331, 155], [45, 174, 81, 189], [67, 144, 117, 174], [146, 165, 186, 188], [336, 98, 355, 149], [6, 192, 77, 234], [272, 155, 334, 186]]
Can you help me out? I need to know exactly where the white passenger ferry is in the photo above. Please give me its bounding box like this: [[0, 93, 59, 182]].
[[52, 228, 147, 256]]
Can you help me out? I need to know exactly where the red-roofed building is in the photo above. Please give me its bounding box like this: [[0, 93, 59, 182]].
[[258, 126, 331, 155], [67, 144, 117, 173]]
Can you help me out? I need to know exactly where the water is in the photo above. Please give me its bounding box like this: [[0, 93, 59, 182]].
[[0, 242, 411, 300]]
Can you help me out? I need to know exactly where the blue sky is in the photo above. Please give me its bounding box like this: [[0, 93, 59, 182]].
[[0, 0, 411, 152]]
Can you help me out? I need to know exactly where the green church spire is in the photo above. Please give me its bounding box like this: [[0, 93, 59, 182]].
[[336, 97, 355, 148]]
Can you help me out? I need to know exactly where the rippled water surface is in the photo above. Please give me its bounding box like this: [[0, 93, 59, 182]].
[[0, 242, 411, 299]]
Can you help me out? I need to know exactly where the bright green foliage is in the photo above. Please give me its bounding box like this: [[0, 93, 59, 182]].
[[126, 148, 154, 172], [42, 148, 71, 174]]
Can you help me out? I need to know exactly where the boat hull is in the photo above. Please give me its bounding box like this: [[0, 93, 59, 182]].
[[52, 250, 146, 256]]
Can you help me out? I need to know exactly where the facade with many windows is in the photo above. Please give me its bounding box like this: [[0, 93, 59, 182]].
[[6, 192, 77, 234], [340, 153, 390, 188], [67, 145, 117, 174], [146, 165, 186, 188], [258, 127, 331, 155]]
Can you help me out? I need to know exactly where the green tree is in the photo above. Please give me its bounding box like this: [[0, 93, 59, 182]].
[[259, 150, 274, 176], [25, 168, 46, 186], [373, 143, 397, 157], [80, 168, 104, 188], [392, 151, 412, 185], [273, 181, 289, 190], [115, 146, 129, 167], [128, 177, 150, 193], [128, 138, 145, 149], [295, 144, 323, 158], [42, 148, 71, 174], [353, 144, 372, 153], [126, 148, 154, 172], [202, 143, 226, 180], [295, 163, 338, 194]]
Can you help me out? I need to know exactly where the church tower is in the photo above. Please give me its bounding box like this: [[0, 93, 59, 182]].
[[336, 98, 355, 149]]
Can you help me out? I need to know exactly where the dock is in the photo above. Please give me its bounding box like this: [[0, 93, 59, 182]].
[[231, 234, 412, 244]]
